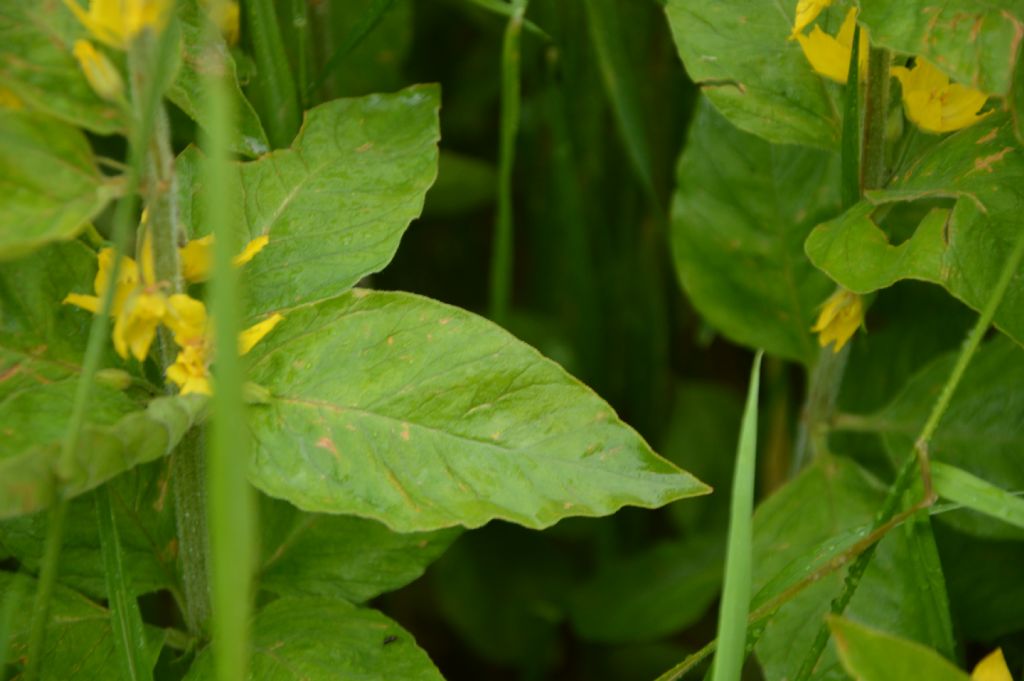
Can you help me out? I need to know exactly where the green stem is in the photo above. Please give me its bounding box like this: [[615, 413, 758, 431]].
[[25, 22, 179, 681], [792, 180, 1024, 681], [488, 0, 527, 325], [171, 428, 210, 635], [790, 344, 849, 474], [860, 47, 890, 192]]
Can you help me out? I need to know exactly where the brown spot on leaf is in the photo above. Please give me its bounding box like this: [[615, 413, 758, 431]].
[[971, 147, 1014, 174], [387, 335, 394, 345], [400, 423, 411, 441], [356, 142, 373, 153], [976, 128, 998, 144], [438, 317, 451, 325], [0, 364, 20, 383], [316, 437, 340, 458]]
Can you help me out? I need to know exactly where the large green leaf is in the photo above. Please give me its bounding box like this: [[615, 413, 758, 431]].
[[859, 0, 1023, 95], [0, 111, 116, 260], [806, 115, 1024, 346], [0, 572, 164, 680], [867, 337, 1024, 540], [829, 616, 968, 681], [753, 456, 954, 681], [176, 84, 440, 322], [246, 289, 708, 532], [0, 243, 204, 518], [258, 496, 460, 601], [665, 0, 844, 148], [0, 0, 127, 135], [671, 99, 838, 363], [184, 598, 444, 681], [0, 462, 179, 599], [167, 0, 269, 157]]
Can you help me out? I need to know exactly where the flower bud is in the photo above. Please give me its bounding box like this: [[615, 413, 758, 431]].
[[72, 40, 124, 103]]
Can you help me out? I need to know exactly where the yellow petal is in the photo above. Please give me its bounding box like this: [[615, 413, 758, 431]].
[[791, 0, 833, 38], [63, 293, 101, 313], [894, 59, 989, 134], [140, 228, 157, 286], [180, 235, 214, 283], [238, 313, 283, 355], [233, 234, 270, 268], [797, 24, 851, 84], [112, 291, 166, 360], [903, 90, 945, 134], [94, 247, 139, 316], [167, 344, 212, 395], [940, 84, 991, 132], [72, 40, 123, 102], [972, 649, 1012, 681], [64, 0, 170, 49], [165, 293, 209, 345], [811, 289, 863, 352]]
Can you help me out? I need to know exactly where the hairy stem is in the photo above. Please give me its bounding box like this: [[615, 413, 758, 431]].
[[171, 428, 210, 634]]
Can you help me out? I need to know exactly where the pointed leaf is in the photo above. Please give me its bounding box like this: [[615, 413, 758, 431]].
[[176, 84, 440, 321], [246, 289, 708, 532], [829, 616, 968, 681], [671, 99, 838, 363], [184, 598, 443, 681]]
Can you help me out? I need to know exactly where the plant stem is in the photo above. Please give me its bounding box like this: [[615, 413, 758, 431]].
[[24, 22, 179, 680], [246, 0, 300, 147], [488, 0, 527, 325], [860, 47, 890, 192], [790, 344, 848, 474], [171, 428, 210, 635], [792, 179, 1024, 681]]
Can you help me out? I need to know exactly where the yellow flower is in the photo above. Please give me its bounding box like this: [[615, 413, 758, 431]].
[[72, 40, 123, 103], [167, 342, 212, 396], [165, 293, 209, 345], [63, 246, 139, 315], [112, 287, 167, 360], [63, 0, 170, 50], [971, 649, 1012, 681], [179, 234, 270, 283], [892, 59, 990, 134], [202, 0, 240, 46], [796, 8, 868, 84], [811, 288, 863, 352], [165, 308, 284, 396], [791, 0, 832, 38]]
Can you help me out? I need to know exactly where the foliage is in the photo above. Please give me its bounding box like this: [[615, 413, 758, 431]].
[[2, 0, 1024, 679]]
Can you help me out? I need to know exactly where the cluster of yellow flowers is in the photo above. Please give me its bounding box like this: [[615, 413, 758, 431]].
[[64, 0, 240, 104], [64, 222, 281, 395], [791, 0, 990, 134], [795, 1, 994, 352]]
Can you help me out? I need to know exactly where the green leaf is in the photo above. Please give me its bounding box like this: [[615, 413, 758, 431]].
[[671, 99, 838, 363], [568, 534, 723, 643], [932, 461, 1024, 532], [0, 111, 116, 260], [246, 289, 708, 532], [753, 456, 954, 680], [183, 597, 444, 681], [258, 496, 460, 602], [858, 0, 1023, 95], [0, 462, 179, 599], [869, 337, 1024, 540], [0, 571, 165, 681], [0, 0, 128, 135], [828, 616, 968, 681], [806, 115, 1024, 347], [665, 0, 843, 148], [176, 84, 440, 321], [0, 243, 205, 518], [167, 0, 269, 157]]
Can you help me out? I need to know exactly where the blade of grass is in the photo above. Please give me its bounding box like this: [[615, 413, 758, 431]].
[[582, 0, 657, 208], [931, 462, 1024, 531], [841, 26, 860, 210], [306, 0, 396, 100], [23, 18, 181, 680], [488, 0, 528, 325], [204, 3, 254, 678], [245, 0, 300, 147], [710, 352, 762, 681], [96, 485, 153, 681]]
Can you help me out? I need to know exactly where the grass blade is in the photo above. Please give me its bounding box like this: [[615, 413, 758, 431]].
[[932, 462, 1024, 531], [96, 486, 153, 681], [306, 0, 396, 99], [204, 3, 254, 678], [583, 0, 657, 206], [711, 352, 763, 681], [488, 0, 527, 324], [459, 0, 550, 40]]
